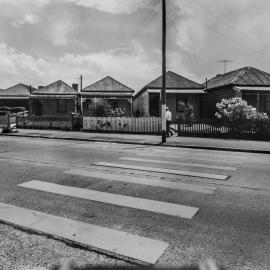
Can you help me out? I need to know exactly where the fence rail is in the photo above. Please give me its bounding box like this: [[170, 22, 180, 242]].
[[83, 117, 161, 134], [17, 115, 72, 130], [178, 118, 270, 140]]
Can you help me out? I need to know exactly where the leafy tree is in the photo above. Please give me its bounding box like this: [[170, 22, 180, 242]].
[[179, 103, 194, 121], [215, 97, 268, 120]]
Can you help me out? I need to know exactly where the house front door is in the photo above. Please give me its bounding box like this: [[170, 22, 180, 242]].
[[32, 100, 42, 116]]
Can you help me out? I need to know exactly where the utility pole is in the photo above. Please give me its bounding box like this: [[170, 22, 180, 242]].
[[80, 75, 83, 115], [161, 0, 167, 143], [217, 60, 233, 74]]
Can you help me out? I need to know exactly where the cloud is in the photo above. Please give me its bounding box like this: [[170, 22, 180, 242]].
[[49, 20, 76, 46], [11, 14, 38, 28], [67, 0, 152, 14], [0, 42, 159, 90]]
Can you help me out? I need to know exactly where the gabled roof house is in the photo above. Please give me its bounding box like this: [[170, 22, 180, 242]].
[[29, 80, 78, 116], [204, 66, 270, 116], [0, 83, 37, 109], [133, 71, 205, 121], [82, 76, 135, 116]]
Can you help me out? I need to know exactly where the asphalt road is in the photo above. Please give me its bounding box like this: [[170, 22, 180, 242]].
[[0, 136, 269, 270]]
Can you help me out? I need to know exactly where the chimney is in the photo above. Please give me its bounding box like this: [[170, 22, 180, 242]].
[[38, 86, 44, 89], [72, 83, 79, 91]]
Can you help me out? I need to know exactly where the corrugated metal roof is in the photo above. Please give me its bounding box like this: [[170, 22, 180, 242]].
[[82, 76, 135, 93], [31, 80, 77, 95], [145, 71, 203, 89], [207, 66, 270, 90], [148, 89, 205, 94], [0, 84, 37, 97]]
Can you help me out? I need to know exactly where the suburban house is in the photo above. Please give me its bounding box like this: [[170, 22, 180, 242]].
[[0, 83, 37, 110], [81, 76, 135, 117], [29, 80, 78, 116], [133, 71, 205, 122], [204, 66, 270, 116]]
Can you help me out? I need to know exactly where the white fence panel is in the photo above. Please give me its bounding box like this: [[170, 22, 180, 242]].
[[83, 117, 161, 134]]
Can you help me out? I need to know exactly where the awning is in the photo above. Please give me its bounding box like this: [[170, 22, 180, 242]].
[[148, 89, 205, 94], [30, 95, 77, 99], [82, 92, 132, 98], [0, 96, 29, 100], [233, 86, 270, 91]]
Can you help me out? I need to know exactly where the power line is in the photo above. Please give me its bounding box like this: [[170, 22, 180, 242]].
[[169, 0, 270, 59], [167, 1, 202, 75], [195, 0, 270, 51]]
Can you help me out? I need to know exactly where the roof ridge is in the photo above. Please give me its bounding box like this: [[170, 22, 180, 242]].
[[83, 76, 134, 92]]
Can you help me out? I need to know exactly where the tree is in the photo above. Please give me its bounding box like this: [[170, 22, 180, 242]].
[[85, 98, 127, 117], [215, 97, 268, 120], [86, 99, 112, 117]]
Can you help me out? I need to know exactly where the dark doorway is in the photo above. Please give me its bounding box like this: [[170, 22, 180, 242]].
[[149, 93, 160, 116], [32, 100, 42, 116]]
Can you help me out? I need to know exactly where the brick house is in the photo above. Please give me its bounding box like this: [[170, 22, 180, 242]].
[[82, 76, 134, 116], [29, 80, 78, 116], [204, 66, 270, 117], [0, 83, 37, 110], [133, 71, 205, 122]]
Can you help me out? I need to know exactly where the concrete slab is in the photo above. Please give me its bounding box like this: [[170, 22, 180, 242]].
[[119, 157, 236, 171], [0, 202, 168, 264], [18, 181, 199, 219], [64, 169, 217, 194], [137, 153, 243, 164], [95, 162, 229, 181]]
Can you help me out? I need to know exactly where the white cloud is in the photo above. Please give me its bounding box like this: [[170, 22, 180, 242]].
[[11, 14, 38, 28], [49, 20, 76, 46], [0, 42, 159, 90], [67, 0, 152, 14]]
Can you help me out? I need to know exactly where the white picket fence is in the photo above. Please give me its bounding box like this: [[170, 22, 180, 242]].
[[83, 117, 161, 134]]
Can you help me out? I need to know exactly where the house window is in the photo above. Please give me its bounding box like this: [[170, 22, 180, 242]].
[[57, 100, 67, 113], [176, 95, 188, 113]]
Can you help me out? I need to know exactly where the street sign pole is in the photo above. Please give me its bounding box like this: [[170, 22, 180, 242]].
[[161, 0, 167, 143]]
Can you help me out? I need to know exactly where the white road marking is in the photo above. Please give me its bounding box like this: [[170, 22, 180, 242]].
[[64, 169, 217, 194], [151, 149, 247, 160], [18, 181, 199, 219], [95, 162, 229, 181], [119, 157, 236, 171], [0, 202, 168, 264], [137, 153, 243, 164]]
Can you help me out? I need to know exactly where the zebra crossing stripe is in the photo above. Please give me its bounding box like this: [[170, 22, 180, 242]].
[[95, 162, 229, 181], [18, 181, 199, 219], [0, 202, 168, 264], [119, 157, 236, 171], [64, 169, 217, 194], [137, 153, 243, 164], [151, 149, 247, 160]]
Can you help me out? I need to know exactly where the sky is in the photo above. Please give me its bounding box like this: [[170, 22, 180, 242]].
[[1, 0, 270, 92]]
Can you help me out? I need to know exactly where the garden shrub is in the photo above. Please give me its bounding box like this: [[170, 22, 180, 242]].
[[215, 97, 268, 120]]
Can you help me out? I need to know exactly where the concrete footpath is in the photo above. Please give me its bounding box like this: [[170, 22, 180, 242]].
[[1, 128, 270, 153]]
